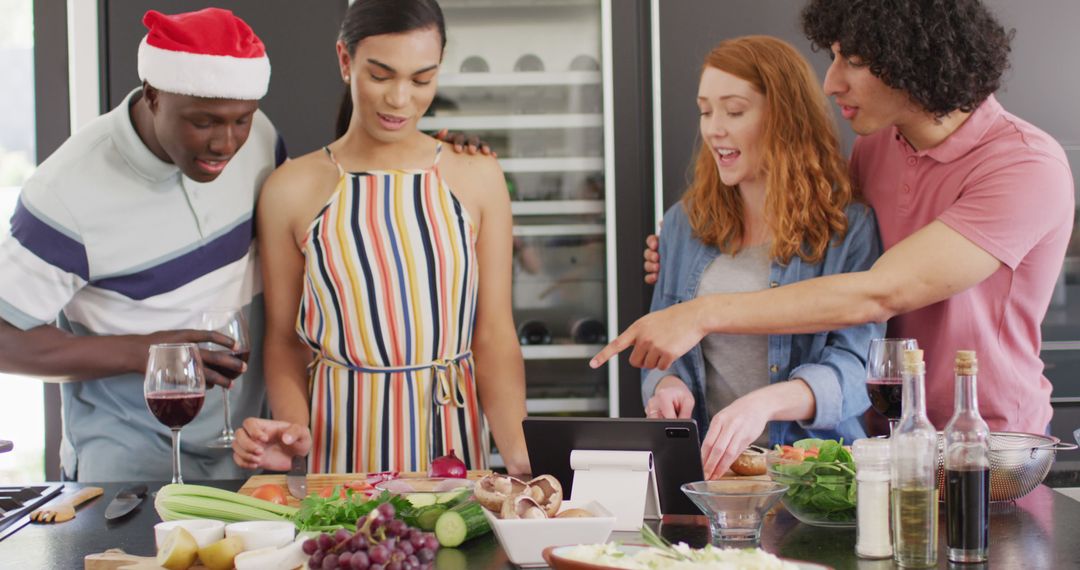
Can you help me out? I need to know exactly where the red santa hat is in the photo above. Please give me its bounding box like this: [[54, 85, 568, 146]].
[[137, 8, 271, 100]]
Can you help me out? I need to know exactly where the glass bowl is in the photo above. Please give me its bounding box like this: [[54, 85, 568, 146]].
[[680, 480, 788, 545], [765, 450, 856, 527], [373, 477, 474, 508]]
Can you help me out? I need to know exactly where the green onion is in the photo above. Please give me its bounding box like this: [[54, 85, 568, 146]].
[[154, 484, 298, 524]]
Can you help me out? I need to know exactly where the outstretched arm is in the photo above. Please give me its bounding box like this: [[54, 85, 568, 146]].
[[592, 220, 1001, 370]]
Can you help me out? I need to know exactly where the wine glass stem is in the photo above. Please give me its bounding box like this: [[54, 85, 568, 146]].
[[222, 386, 233, 437], [888, 419, 900, 438], [171, 428, 183, 484]]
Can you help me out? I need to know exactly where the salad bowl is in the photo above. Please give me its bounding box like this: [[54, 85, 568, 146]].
[[765, 439, 857, 527]]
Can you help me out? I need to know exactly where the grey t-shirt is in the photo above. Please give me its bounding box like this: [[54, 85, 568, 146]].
[[695, 244, 770, 445]]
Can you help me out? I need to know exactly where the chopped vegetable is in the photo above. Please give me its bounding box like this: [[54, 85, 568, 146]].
[[251, 484, 288, 505], [155, 484, 297, 523], [434, 499, 491, 547]]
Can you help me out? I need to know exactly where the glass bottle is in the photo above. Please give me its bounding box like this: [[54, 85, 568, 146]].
[[944, 350, 990, 563], [853, 438, 893, 559], [890, 348, 938, 568]]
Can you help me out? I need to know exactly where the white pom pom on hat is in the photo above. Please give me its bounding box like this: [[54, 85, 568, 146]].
[[137, 8, 271, 100]]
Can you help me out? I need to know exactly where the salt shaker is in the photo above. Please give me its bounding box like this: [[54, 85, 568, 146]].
[[853, 437, 892, 559]]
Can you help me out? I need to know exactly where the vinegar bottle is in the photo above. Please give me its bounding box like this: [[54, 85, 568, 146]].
[[944, 350, 990, 563], [890, 348, 938, 568]]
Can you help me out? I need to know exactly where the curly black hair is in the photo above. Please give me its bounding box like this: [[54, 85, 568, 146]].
[[801, 0, 1014, 117]]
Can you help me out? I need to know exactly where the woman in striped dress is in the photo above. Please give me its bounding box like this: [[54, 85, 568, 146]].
[[232, 0, 530, 475]]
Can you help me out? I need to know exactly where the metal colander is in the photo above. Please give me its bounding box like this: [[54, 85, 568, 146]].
[[934, 431, 1078, 502]]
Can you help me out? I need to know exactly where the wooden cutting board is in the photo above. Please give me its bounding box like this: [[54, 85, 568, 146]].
[[237, 470, 492, 507]]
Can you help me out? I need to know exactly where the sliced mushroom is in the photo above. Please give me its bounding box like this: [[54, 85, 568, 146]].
[[500, 495, 547, 519], [555, 508, 594, 518], [474, 473, 530, 512], [526, 474, 563, 518]]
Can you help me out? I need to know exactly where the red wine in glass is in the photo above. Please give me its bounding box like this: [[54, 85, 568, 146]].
[[143, 342, 205, 484], [147, 391, 206, 428], [867, 377, 903, 421], [204, 349, 251, 380]]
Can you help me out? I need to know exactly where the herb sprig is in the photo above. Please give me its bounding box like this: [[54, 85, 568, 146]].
[[291, 488, 413, 532]]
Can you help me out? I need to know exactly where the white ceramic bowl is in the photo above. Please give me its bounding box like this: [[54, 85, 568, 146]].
[[154, 519, 225, 549], [483, 500, 616, 567], [225, 520, 295, 551]]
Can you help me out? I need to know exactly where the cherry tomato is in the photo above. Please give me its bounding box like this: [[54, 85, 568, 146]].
[[251, 483, 288, 505]]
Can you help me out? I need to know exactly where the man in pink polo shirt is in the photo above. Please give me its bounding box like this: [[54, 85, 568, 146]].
[[598, 0, 1074, 438]]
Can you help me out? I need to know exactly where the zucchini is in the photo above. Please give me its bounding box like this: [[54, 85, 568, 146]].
[[405, 493, 438, 508], [434, 500, 491, 547]]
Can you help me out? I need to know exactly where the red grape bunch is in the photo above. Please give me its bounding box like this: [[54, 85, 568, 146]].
[[301, 503, 439, 570]]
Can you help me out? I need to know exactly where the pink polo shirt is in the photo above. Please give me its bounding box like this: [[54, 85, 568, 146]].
[[852, 95, 1074, 433]]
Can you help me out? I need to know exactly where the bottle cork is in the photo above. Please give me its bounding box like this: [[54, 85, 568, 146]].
[[902, 348, 925, 374], [955, 349, 978, 375]]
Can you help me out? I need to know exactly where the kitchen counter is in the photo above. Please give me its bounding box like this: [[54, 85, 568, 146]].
[[1, 480, 1078, 569]]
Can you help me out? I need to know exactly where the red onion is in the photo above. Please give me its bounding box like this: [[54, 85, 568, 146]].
[[429, 449, 467, 478]]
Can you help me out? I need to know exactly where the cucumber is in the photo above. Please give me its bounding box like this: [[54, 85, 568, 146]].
[[434, 500, 491, 547], [415, 504, 448, 531], [435, 489, 470, 507], [404, 493, 437, 507]]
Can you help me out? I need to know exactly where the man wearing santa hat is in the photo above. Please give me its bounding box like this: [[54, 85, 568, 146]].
[[0, 8, 284, 482]]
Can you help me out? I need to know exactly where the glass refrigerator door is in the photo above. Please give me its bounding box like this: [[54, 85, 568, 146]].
[[422, 0, 614, 442]]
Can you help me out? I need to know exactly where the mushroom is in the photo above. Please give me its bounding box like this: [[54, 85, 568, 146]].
[[474, 473, 530, 513], [500, 495, 547, 519], [526, 474, 563, 518], [555, 508, 594, 518]]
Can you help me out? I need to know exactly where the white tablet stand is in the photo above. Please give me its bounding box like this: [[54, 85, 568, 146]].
[[569, 449, 661, 531]]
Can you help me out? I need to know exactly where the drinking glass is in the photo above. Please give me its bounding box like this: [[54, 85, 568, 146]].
[[144, 343, 206, 484], [199, 308, 250, 448], [866, 338, 918, 436]]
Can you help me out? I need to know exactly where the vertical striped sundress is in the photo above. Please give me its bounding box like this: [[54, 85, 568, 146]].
[[297, 143, 489, 473]]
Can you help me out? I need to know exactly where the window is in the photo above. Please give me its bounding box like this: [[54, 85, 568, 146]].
[[0, 0, 44, 484]]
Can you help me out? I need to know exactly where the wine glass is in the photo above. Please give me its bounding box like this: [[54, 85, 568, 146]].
[[144, 343, 206, 484], [866, 338, 918, 437], [199, 308, 250, 448]]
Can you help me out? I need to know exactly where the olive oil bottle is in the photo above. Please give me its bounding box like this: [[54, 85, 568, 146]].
[[890, 349, 938, 568]]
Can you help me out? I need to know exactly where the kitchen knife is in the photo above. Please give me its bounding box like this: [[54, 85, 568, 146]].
[[287, 455, 308, 499], [103, 484, 147, 520]]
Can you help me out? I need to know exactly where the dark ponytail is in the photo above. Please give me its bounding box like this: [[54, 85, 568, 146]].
[[335, 0, 447, 138]]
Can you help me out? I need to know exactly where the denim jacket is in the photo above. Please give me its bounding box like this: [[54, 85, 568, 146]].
[[642, 201, 884, 445]]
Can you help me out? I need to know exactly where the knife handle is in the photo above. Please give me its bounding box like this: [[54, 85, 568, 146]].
[[63, 487, 105, 509]]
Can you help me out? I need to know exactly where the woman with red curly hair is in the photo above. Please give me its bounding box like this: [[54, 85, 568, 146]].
[[639, 36, 883, 479]]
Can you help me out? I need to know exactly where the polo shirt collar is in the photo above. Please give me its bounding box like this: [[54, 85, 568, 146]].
[[110, 88, 180, 183], [897, 95, 1003, 163]]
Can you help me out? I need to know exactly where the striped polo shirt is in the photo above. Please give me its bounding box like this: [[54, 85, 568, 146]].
[[0, 88, 284, 481]]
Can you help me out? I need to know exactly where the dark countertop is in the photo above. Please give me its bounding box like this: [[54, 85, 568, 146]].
[[0, 481, 1078, 569]]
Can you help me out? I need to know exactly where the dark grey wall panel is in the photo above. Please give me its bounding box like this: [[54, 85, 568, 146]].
[[986, 0, 1080, 147], [612, 0, 654, 417], [102, 0, 348, 157], [34, 0, 71, 482], [655, 0, 849, 210]]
